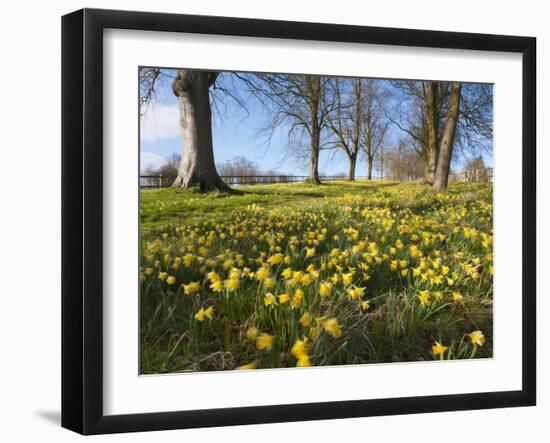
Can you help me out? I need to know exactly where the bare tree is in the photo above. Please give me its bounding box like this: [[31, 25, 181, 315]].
[[235, 73, 331, 184], [454, 83, 493, 159], [387, 80, 447, 184], [140, 67, 242, 192], [325, 78, 363, 180], [390, 80, 491, 187], [433, 83, 462, 191], [325, 78, 388, 181], [424, 81, 442, 184], [217, 156, 261, 177], [361, 80, 389, 180], [385, 140, 424, 182], [144, 153, 181, 178], [170, 70, 230, 191]]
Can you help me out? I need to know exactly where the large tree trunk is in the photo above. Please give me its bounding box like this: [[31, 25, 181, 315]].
[[347, 153, 357, 181], [309, 130, 321, 184], [306, 75, 322, 184], [425, 145, 438, 184], [424, 82, 440, 184], [433, 83, 462, 192], [171, 70, 229, 192]]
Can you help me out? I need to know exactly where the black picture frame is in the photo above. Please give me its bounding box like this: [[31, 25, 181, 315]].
[[61, 8, 536, 435]]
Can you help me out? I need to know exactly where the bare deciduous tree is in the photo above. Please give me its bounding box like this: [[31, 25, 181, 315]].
[[433, 82, 462, 191], [144, 153, 181, 178], [361, 80, 389, 180], [325, 78, 388, 181], [454, 83, 493, 159], [235, 73, 331, 184], [217, 156, 261, 177], [424, 81, 442, 184], [325, 78, 363, 180], [387, 80, 447, 184], [140, 67, 239, 192], [384, 141, 424, 182], [171, 70, 230, 191]]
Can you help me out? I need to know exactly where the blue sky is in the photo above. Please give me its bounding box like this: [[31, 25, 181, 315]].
[[140, 70, 493, 176]]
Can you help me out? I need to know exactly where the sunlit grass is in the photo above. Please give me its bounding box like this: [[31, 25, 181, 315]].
[[140, 181, 493, 373]]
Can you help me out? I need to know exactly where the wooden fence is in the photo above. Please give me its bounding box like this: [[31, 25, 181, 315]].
[[140, 169, 492, 188], [140, 175, 365, 188]]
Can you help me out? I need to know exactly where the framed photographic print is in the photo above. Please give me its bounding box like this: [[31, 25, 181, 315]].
[[61, 8, 536, 435]]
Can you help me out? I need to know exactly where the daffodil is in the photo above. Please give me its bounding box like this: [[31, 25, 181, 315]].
[[342, 273, 353, 285], [246, 327, 259, 341], [296, 355, 312, 367], [268, 253, 284, 265], [263, 293, 277, 306], [432, 342, 449, 357], [255, 266, 270, 281], [235, 362, 257, 370], [210, 280, 223, 292], [291, 339, 309, 359], [346, 285, 365, 300], [322, 318, 342, 338], [224, 278, 239, 291], [282, 267, 294, 280], [468, 330, 485, 346], [206, 270, 220, 282], [278, 293, 290, 304], [256, 333, 274, 351], [195, 306, 214, 322], [417, 290, 431, 306], [183, 281, 201, 295], [319, 282, 332, 297], [299, 312, 312, 327], [452, 292, 464, 304]]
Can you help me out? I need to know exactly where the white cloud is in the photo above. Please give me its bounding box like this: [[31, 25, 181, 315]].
[[140, 104, 180, 142], [140, 151, 166, 173]]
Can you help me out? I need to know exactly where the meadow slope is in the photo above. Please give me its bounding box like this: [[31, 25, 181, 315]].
[[140, 181, 493, 373]]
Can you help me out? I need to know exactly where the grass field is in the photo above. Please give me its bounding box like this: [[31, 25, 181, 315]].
[[140, 180, 493, 373]]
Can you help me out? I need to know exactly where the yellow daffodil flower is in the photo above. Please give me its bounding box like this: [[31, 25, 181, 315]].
[[235, 362, 257, 370], [299, 312, 312, 327], [246, 327, 259, 341], [468, 330, 485, 346], [263, 293, 277, 306], [256, 333, 274, 351], [322, 318, 342, 338], [432, 342, 449, 357]]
